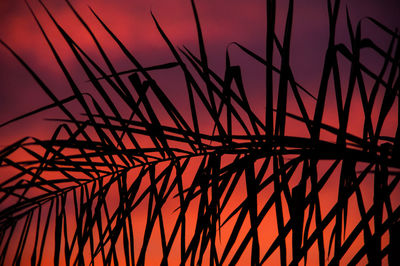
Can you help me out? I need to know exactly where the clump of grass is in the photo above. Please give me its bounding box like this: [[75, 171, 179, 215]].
[[0, 0, 399, 265]]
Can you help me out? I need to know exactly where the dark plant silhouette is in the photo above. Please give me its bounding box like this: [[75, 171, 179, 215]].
[[1, 0, 399, 265]]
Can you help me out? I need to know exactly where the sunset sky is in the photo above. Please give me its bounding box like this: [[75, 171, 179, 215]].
[[0, 0, 399, 265], [0, 0, 399, 144]]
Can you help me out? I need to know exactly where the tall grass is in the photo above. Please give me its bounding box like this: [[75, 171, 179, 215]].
[[1, 0, 399, 265]]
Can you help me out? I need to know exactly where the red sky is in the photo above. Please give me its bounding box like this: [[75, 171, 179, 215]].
[[0, 0, 399, 145], [0, 0, 399, 265]]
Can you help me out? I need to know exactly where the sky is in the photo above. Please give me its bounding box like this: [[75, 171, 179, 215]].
[[0, 0, 399, 145], [0, 0, 399, 265]]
